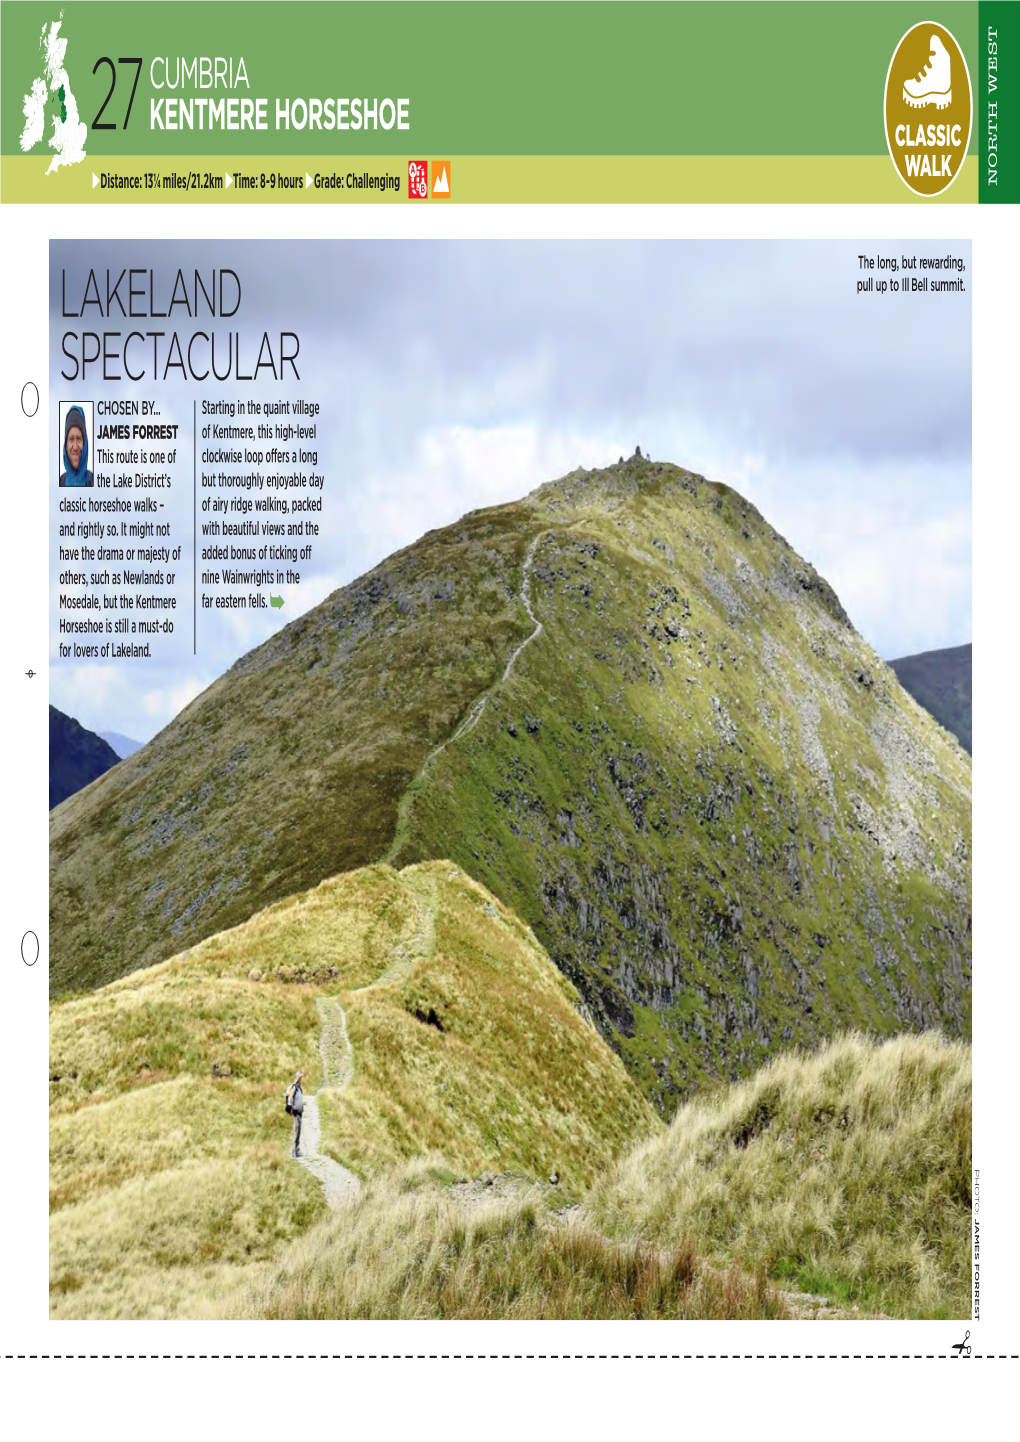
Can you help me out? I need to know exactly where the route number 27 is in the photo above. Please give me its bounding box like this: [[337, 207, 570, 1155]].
[[92, 58, 143, 130]]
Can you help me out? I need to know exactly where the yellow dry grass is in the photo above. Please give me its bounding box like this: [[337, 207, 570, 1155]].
[[316, 864, 657, 1184], [586, 1031, 972, 1317], [227, 1156, 788, 1321], [50, 861, 658, 1318], [50, 863, 970, 1321]]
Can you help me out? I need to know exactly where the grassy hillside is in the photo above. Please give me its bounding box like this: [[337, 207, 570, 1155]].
[[228, 1032, 970, 1321], [50, 457, 971, 1109], [395, 463, 972, 1105], [50, 862, 658, 1319], [229, 1157, 789, 1321], [49, 508, 533, 994], [586, 1031, 971, 1318], [50, 857, 969, 1320], [890, 643, 971, 754]]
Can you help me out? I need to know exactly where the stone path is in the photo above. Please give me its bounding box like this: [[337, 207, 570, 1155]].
[[296, 872, 439, 1208], [500, 535, 543, 683], [295, 996, 360, 1207]]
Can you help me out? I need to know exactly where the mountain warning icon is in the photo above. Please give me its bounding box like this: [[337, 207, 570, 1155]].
[[431, 162, 451, 198]]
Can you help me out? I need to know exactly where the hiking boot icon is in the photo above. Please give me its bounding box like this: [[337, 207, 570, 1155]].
[[903, 35, 952, 109]]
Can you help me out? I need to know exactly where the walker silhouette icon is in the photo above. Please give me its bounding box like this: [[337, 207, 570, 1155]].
[[903, 35, 952, 109], [951, 1329, 971, 1357]]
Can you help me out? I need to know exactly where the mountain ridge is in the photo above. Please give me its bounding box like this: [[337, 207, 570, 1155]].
[[49, 705, 121, 810], [50, 456, 971, 1109]]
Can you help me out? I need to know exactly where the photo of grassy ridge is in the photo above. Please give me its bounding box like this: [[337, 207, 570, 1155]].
[[51, 863, 969, 1320], [51, 462, 971, 1320], [49, 242, 971, 1321]]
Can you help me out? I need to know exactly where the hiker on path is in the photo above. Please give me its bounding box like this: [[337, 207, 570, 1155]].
[[286, 1071, 304, 1158]]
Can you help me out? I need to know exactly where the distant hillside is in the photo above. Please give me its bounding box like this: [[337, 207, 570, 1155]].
[[49, 706, 120, 809], [50, 456, 972, 1111], [99, 731, 143, 760], [889, 644, 971, 754]]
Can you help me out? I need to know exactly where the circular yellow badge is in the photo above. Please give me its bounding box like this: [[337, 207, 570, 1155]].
[[884, 22, 972, 196]]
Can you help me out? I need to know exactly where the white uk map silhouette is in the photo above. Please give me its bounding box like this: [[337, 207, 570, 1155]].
[[20, 17, 87, 172]]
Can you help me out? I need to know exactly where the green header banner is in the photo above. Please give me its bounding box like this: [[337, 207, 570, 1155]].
[[1, 1, 1012, 202]]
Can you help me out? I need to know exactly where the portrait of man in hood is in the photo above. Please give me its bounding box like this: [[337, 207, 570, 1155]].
[[60, 403, 93, 487]]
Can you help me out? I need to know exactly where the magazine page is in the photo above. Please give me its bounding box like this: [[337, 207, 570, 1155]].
[[1, 0, 1013, 1424]]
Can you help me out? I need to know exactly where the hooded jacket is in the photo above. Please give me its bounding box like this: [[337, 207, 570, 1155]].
[[60, 405, 93, 487]]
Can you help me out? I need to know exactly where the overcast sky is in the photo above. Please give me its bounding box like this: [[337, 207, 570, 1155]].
[[50, 239, 971, 743]]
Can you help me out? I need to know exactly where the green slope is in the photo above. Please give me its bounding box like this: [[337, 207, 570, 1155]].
[[50, 501, 534, 993], [50, 456, 971, 1109], [395, 462, 972, 1106]]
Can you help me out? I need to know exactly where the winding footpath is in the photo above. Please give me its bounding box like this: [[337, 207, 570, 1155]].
[[301, 533, 546, 1207], [384, 535, 545, 865], [500, 536, 544, 683], [296, 872, 439, 1209], [296, 997, 361, 1207]]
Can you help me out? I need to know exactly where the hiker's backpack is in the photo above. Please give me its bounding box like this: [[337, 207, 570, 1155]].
[[284, 1084, 294, 1116]]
